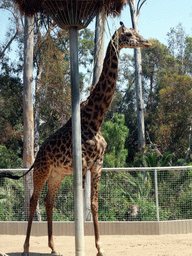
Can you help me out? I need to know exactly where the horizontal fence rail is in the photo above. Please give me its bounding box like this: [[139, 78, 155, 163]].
[[0, 166, 192, 223]]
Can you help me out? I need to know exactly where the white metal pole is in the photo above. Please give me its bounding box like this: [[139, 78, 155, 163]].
[[69, 26, 85, 256], [154, 169, 160, 221], [84, 170, 92, 221]]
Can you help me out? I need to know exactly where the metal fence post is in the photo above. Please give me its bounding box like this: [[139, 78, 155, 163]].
[[154, 169, 160, 221]]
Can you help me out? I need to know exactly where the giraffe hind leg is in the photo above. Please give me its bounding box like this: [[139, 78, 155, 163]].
[[90, 163, 106, 256], [23, 165, 50, 254], [23, 181, 46, 253], [44, 172, 65, 254]]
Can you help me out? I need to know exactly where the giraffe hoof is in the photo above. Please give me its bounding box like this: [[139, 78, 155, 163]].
[[22, 253, 29, 256], [51, 251, 59, 255], [97, 252, 106, 256]]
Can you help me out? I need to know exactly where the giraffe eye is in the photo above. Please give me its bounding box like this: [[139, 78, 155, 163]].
[[127, 32, 132, 37]]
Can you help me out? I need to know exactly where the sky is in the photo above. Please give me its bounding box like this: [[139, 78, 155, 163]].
[[0, 0, 192, 59], [88, 0, 192, 46]]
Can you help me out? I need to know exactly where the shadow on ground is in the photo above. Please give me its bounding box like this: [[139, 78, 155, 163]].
[[0, 253, 62, 256]]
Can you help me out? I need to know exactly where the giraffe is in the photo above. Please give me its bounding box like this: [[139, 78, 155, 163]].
[[0, 22, 151, 256]]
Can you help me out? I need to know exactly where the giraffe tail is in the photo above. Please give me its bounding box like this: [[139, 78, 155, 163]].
[[0, 164, 34, 180]]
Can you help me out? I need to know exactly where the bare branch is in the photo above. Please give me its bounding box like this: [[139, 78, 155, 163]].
[[0, 6, 21, 58], [0, 30, 18, 58], [34, 18, 56, 59], [137, 0, 147, 15], [136, 0, 142, 15]]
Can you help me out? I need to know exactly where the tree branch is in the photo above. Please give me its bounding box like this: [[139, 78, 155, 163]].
[[0, 7, 21, 58], [137, 0, 147, 15], [0, 30, 18, 58], [136, 0, 141, 15], [185, 116, 192, 161]]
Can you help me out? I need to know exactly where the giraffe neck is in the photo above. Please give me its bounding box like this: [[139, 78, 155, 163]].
[[82, 38, 120, 132]]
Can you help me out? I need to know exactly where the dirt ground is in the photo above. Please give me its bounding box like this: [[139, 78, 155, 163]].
[[1, 234, 192, 256]]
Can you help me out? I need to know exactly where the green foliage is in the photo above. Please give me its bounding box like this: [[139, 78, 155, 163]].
[[158, 169, 192, 220], [35, 31, 71, 140], [78, 28, 94, 68], [39, 176, 74, 221], [184, 36, 192, 75], [138, 197, 171, 221], [142, 38, 169, 82], [102, 114, 129, 167], [152, 73, 192, 155], [134, 151, 172, 168], [177, 190, 192, 219], [0, 144, 22, 168], [35, 28, 94, 141], [1, 18, 192, 224], [0, 71, 23, 165], [123, 171, 152, 201], [167, 23, 186, 68], [0, 72, 23, 152], [1, 168, 192, 222], [0, 175, 24, 221], [98, 170, 172, 221]]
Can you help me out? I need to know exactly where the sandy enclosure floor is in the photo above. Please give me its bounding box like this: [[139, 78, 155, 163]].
[[1, 234, 192, 256]]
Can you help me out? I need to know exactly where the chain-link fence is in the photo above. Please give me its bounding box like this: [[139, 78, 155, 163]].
[[0, 167, 192, 222]]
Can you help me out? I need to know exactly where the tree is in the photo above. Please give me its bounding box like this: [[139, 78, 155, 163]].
[[151, 73, 192, 156], [92, 9, 106, 87], [0, 145, 22, 168], [167, 24, 186, 74], [184, 36, 192, 76], [34, 31, 71, 142], [102, 114, 129, 167], [0, 72, 23, 155], [33, 26, 94, 145], [23, 16, 35, 220], [129, 0, 147, 152], [141, 39, 169, 110], [0, 0, 21, 59]]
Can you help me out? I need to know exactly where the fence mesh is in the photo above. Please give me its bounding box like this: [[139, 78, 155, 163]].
[[0, 168, 192, 221]]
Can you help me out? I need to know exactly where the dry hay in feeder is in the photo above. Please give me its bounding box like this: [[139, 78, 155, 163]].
[[13, 0, 44, 16], [13, 0, 130, 19]]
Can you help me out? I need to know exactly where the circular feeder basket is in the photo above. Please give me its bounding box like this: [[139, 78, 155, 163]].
[[13, 0, 128, 29], [42, 0, 101, 30]]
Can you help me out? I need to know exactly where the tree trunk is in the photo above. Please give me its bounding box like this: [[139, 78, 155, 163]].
[[23, 16, 41, 221], [185, 115, 192, 161], [129, 0, 146, 152], [33, 18, 56, 156], [34, 65, 42, 157], [92, 9, 106, 86], [84, 11, 106, 222]]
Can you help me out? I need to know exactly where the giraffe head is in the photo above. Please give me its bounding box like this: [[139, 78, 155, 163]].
[[115, 21, 152, 49]]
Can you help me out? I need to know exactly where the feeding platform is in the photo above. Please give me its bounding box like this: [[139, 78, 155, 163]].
[[13, 0, 128, 29]]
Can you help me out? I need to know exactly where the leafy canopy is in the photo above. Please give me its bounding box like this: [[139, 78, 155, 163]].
[[102, 114, 129, 167]]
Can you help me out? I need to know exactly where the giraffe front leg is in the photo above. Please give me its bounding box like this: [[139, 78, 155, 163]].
[[44, 192, 57, 254], [91, 167, 106, 256], [44, 195, 56, 254], [92, 206, 106, 256]]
